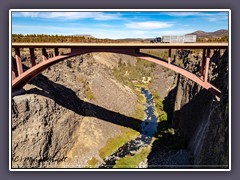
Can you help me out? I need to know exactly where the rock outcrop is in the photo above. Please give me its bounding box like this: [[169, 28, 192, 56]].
[[169, 49, 229, 167], [12, 53, 140, 168]]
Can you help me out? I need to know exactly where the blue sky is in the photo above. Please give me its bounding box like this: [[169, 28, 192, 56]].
[[12, 11, 229, 39]]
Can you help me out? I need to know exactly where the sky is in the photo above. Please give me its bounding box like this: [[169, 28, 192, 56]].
[[11, 11, 229, 39]]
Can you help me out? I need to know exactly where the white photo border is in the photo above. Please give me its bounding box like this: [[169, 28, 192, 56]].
[[9, 9, 231, 171]]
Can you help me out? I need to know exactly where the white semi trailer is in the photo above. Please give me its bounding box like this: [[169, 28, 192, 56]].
[[161, 35, 197, 43]]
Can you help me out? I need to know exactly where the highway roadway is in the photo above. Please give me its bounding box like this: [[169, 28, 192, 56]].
[[12, 43, 228, 49]]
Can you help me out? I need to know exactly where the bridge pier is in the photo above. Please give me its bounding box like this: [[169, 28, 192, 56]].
[[204, 49, 211, 82], [200, 48, 211, 82], [168, 48, 172, 64], [29, 48, 36, 67], [42, 48, 48, 61], [54, 48, 59, 56], [14, 48, 23, 76], [200, 49, 206, 80]]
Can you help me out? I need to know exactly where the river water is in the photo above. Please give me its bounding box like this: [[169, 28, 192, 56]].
[[99, 88, 158, 168]]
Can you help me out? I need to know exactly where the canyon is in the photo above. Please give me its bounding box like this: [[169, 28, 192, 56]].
[[11, 49, 229, 169]]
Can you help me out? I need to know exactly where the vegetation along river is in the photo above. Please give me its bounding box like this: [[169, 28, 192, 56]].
[[100, 88, 158, 168]]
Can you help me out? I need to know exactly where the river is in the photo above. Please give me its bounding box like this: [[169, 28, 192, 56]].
[[99, 88, 158, 168]]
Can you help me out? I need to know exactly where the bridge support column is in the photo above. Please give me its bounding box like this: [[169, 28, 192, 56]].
[[42, 48, 48, 61], [54, 48, 59, 56], [168, 48, 172, 64], [15, 48, 23, 76], [200, 49, 206, 80], [204, 49, 211, 82], [29, 48, 36, 67]]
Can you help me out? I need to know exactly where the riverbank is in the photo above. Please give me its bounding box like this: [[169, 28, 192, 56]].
[[99, 88, 158, 168]]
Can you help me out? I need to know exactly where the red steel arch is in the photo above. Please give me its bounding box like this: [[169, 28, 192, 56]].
[[12, 53, 76, 89], [12, 44, 225, 99]]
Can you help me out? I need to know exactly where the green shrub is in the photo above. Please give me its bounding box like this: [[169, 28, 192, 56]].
[[151, 91, 168, 122], [159, 111, 168, 121], [112, 58, 156, 88], [113, 146, 151, 168], [99, 128, 140, 159]]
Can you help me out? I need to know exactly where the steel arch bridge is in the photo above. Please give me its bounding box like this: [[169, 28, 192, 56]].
[[11, 43, 228, 100]]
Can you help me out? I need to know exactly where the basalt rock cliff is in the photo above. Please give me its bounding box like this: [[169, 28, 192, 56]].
[[165, 49, 229, 167]]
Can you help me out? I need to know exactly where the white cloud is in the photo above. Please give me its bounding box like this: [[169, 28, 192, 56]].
[[12, 12, 121, 20], [165, 12, 202, 17], [18, 12, 40, 17], [165, 12, 228, 22], [125, 21, 173, 30], [206, 14, 228, 22], [165, 12, 227, 17]]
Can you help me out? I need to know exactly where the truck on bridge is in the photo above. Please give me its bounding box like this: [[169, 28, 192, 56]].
[[151, 35, 197, 43]]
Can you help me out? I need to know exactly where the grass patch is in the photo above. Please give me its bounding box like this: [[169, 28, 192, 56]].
[[133, 82, 148, 89], [76, 75, 95, 100], [133, 85, 147, 104], [113, 146, 152, 168], [85, 157, 100, 168], [130, 87, 147, 121], [132, 104, 145, 121], [85, 84, 95, 100], [99, 128, 140, 159], [151, 91, 168, 122], [138, 93, 146, 104]]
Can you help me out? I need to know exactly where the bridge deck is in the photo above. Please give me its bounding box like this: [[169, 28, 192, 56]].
[[12, 43, 228, 49]]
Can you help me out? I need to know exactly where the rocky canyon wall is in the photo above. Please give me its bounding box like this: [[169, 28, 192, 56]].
[[167, 49, 229, 167]]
